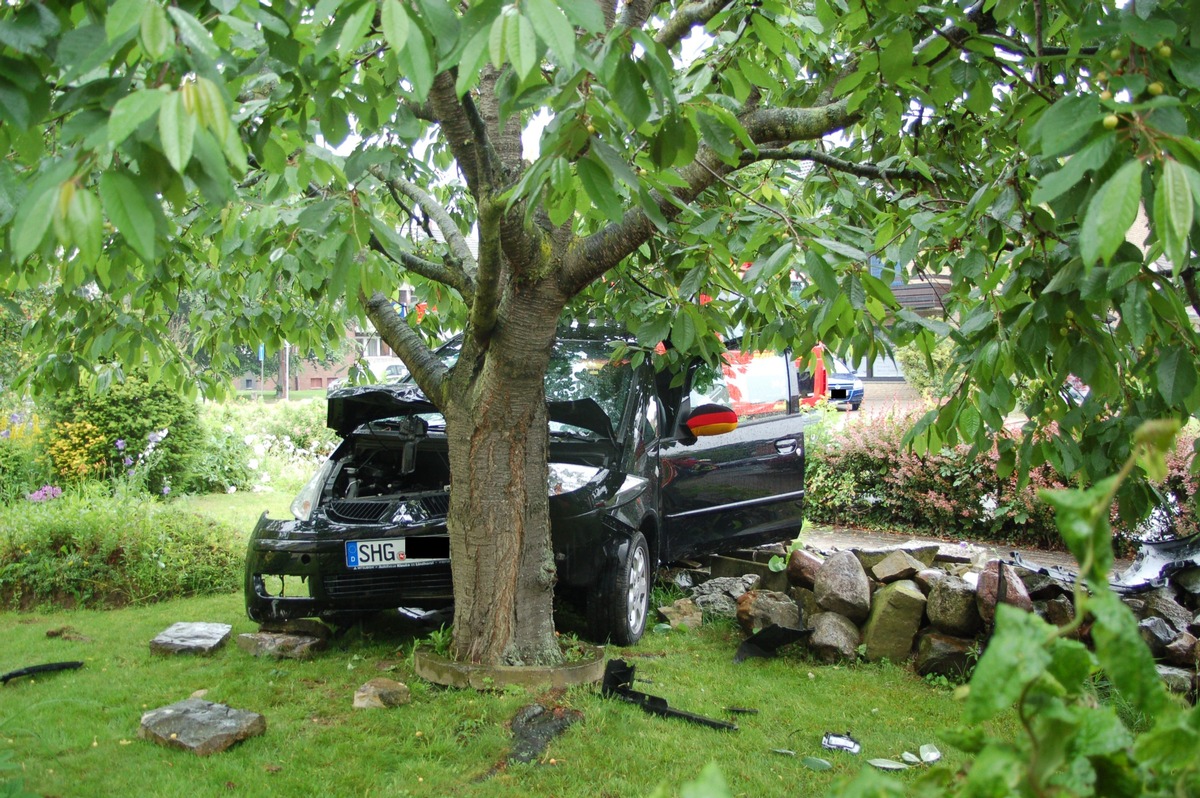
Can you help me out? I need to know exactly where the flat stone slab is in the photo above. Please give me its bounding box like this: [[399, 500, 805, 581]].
[[149, 622, 232, 655], [139, 699, 265, 755], [237, 632, 326, 660]]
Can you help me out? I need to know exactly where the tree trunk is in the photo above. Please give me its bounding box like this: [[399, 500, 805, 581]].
[[442, 294, 564, 665]]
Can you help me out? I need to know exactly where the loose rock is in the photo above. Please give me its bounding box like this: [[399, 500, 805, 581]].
[[657, 598, 703, 630], [236, 632, 326, 660], [139, 699, 265, 755], [808, 612, 861, 663], [690, 575, 760, 618], [1156, 665, 1196, 697], [736, 590, 800, 634], [814, 551, 871, 623], [1138, 617, 1176, 658], [786, 549, 824, 589], [862, 580, 927, 662], [353, 678, 411, 709], [150, 623, 232, 656], [1164, 632, 1198, 668], [976, 561, 1034, 625], [927, 575, 982, 638], [871, 551, 926, 584], [915, 631, 977, 678]]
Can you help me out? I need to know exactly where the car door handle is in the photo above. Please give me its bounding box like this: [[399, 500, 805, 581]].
[[774, 438, 798, 455]]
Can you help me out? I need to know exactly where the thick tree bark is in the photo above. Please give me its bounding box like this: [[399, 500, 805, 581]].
[[440, 285, 566, 665]]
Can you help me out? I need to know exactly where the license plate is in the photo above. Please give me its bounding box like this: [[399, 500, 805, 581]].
[[346, 538, 406, 569]]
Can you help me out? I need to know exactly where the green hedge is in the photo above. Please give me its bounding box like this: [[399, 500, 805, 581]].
[[804, 412, 1199, 549], [0, 492, 242, 610]]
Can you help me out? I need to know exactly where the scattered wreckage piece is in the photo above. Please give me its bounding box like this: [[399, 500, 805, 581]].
[[601, 659, 737, 731], [1, 661, 83, 685], [732, 623, 811, 663], [821, 731, 861, 754], [1009, 531, 1200, 594]]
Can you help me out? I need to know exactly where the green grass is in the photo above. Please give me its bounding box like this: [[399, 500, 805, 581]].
[[173, 489, 294, 538], [1, 492, 1021, 796], [0, 594, 1017, 797]]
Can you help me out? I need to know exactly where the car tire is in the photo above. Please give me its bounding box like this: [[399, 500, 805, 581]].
[[851, 402, 861, 411], [587, 531, 651, 646]]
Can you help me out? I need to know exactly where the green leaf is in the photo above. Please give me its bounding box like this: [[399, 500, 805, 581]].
[[396, 21, 435, 99], [335, 3, 374, 63], [800, 757, 832, 771], [99, 171, 156, 264], [10, 183, 58, 261], [139, 1, 173, 60], [525, 0, 574, 65], [1089, 589, 1169, 718], [1031, 134, 1116, 206], [964, 606, 1053, 723], [879, 29, 913, 80], [1156, 346, 1197, 406], [106, 0, 147, 42], [560, 1, 604, 34], [613, 59, 650, 128], [381, 0, 411, 55], [670, 309, 697, 353], [455, 27, 490, 97], [507, 12, 537, 80], [64, 186, 102, 265], [577, 155, 623, 221], [158, 90, 196, 173], [1037, 96, 1102, 157], [1080, 159, 1142, 267], [167, 7, 220, 62], [1159, 159, 1194, 272], [109, 87, 167, 146]]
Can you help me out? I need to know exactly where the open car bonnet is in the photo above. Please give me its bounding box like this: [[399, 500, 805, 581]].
[[326, 384, 616, 441]]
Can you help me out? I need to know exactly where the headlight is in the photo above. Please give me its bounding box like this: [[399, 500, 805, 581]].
[[291, 458, 335, 521], [852, 378, 864, 390], [548, 463, 603, 496]]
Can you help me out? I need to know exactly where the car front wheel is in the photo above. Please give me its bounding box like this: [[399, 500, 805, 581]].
[[587, 531, 651, 646]]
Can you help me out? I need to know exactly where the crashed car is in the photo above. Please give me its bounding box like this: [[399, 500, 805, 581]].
[[245, 329, 809, 644]]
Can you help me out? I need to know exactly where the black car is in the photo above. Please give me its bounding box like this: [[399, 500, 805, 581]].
[[245, 329, 808, 645]]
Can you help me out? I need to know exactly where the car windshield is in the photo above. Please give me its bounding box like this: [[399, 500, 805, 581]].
[[396, 335, 631, 436]]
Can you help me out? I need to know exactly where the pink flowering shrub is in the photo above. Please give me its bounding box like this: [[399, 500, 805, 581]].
[[805, 412, 1198, 549]]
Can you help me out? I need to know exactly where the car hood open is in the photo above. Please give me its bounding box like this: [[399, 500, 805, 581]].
[[326, 384, 615, 440]]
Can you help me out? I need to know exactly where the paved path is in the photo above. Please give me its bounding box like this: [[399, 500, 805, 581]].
[[802, 523, 1131, 573]]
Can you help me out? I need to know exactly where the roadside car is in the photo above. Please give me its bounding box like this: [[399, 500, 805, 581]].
[[245, 328, 809, 645], [825, 354, 865, 411]]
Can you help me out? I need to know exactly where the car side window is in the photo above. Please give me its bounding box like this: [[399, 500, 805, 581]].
[[689, 350, 794, 420]]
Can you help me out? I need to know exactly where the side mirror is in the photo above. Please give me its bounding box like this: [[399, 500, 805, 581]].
[[685, 404, 739, 437]]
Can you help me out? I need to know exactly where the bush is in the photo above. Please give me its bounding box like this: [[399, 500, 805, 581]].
[[0, 489, 242, 609], [0, 408, 52, 505], [804, 411, 1199, 548], [201, 398, 337, 495], [43, 373, 202, 494], [894, 339, 956, 400], [190, 406, 254, 493]]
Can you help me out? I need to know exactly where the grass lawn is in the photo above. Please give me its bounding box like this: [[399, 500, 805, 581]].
[[2, 493, 1020, 797]]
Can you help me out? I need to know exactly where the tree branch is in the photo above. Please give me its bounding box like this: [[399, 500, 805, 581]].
[[749, 147, 945, 182], [369, 165, 477, 276], [655, 0, 733, 51], [619, 0, 661, 30], [563, 98, 856, 293], [470, 197, 504, 348], [360, 289, 450, 407], [367, 234, 474, 303], [429, 71, 483, 193]]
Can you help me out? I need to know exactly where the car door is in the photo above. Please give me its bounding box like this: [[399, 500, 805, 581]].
[[658, 348, 806, 561]]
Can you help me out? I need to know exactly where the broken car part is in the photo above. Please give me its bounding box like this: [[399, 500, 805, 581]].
[[821, 731, 862, 754], [733, 623, 811, 663], [1010, 531, 1200, 594], [1, 661, 83, 685], [601, 659, 737, 731]]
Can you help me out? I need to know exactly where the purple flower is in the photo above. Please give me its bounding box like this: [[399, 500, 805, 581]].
[[123, 456, 133, 467], [162, 485, 171, 496], [8, 413, 21, 425], [115, 439, 126, 451], [1, 429, 8, 439], [26, 484, 63, 502]]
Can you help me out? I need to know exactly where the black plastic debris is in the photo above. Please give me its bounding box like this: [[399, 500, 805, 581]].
[[733, 624, 811, 663], [508, 703, 583, 764], [821, 731, 861, 754], [1, 661, 84, 685], [601, 659, 737, 731]]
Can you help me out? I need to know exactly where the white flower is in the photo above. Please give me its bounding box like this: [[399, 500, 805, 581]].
[[226, 485, 237, 494], [248, 459, 260, 470], [253, 443, 266, 457]]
